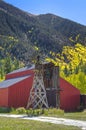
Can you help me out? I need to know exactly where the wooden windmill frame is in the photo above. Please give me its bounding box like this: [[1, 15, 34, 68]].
[[27, 56, 48, 109]]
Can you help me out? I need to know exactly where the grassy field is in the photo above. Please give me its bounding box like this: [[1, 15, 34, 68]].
[[41, 108, 86, 121], [63, 112, 86, 121], [49, 112, 86, 121], [44, 110, 86, 121], [0, 108, 86, 130], [0, 117, 81, 130]]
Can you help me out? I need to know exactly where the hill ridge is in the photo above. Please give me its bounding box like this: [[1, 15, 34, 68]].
[[0, 0, 86, 61]]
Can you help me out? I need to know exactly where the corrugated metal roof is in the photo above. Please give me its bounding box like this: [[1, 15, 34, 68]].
[[0, 75, 31, 89], [8, 64, 35, 74], [7, 62, 50, 75]]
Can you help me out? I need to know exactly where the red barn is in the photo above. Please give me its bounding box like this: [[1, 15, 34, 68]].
[[0, 64, 80, 111], [0, 65, 34, 108], [60, 78, 80, 111]]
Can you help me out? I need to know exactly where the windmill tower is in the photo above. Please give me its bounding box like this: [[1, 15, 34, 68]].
[[27, 56, 48, 109]]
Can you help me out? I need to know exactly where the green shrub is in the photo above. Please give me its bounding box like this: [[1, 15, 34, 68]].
[[10, 107, 16, 114], [26, 108, 64, 116], [0, 107, 11, 113], [54, 108, 64, 115], [43, 109, 49, 116], [43, 108, 64, 116], [34, 109, 43, 115], [16, 107, 26, 114], [26, 108, 34, 117], [26, 109, 44, 117]]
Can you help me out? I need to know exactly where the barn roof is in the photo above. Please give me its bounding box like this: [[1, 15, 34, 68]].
[[0, 75, 31, 89], [7, 62, 51, 75], [8, 64, 35, 74]]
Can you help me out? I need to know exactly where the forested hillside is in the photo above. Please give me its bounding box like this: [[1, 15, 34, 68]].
[[0, 0, 86, 61], [0, 1, 86, 93]]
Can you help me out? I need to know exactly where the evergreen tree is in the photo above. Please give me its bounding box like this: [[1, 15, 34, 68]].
[[14, 58, 20, 70], [4, 55, 12, 74], [68, 63, 73, 74], [81, 63, 86, 74], [0, 66, 4, 79], [74, 65, 79, 74], [63, 66, 70, 77]]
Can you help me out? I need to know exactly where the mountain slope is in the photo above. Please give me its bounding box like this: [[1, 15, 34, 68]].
[[0, 0, 86, 62]]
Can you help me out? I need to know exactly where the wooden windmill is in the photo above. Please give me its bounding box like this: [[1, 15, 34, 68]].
[[27, 55, 48, 109]]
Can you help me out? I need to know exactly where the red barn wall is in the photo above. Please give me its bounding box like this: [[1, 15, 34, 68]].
[[0, 88, 8, 107], [60, 77, 80, 111], [8, 76, 33, 108]]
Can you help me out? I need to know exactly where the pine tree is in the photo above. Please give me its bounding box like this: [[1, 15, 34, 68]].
[[63, 66, 70, 77], [0, 66, 4, 79], [4, 55, 12, 74]]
